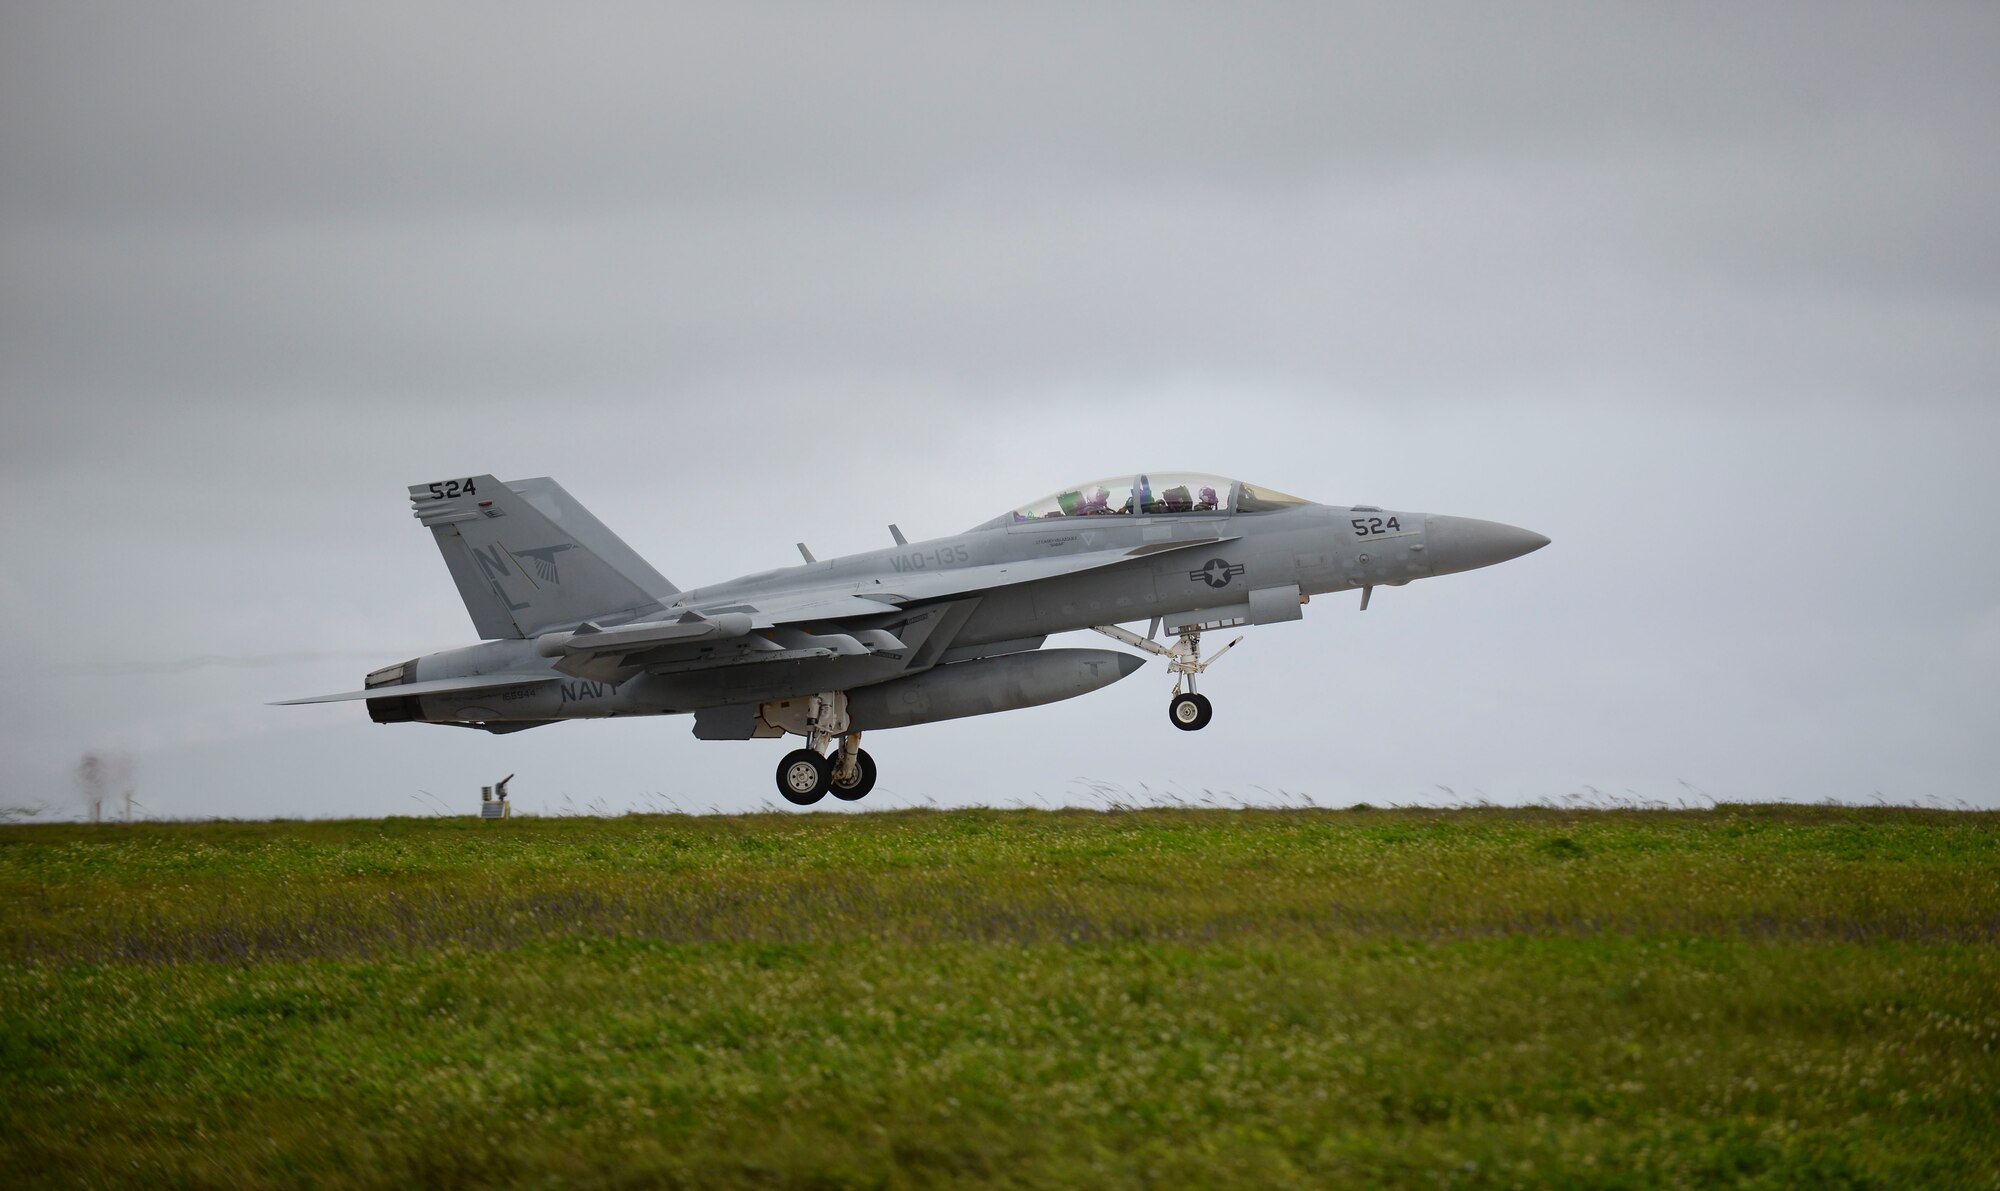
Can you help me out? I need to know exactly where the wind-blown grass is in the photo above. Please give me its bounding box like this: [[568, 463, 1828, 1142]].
[[3, 806, 1996, 1187]]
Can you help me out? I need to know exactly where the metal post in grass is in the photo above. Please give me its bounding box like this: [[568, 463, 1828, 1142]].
[[480, 774, 514, 819]]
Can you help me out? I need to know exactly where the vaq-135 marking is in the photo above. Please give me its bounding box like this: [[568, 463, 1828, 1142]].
[[276, 473, 1548, 803]]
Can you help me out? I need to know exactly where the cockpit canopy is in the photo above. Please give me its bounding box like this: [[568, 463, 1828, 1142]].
[[976, 473, 1310, 529]]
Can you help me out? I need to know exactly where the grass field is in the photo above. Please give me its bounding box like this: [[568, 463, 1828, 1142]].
[[2, 806, 1997, 1188]]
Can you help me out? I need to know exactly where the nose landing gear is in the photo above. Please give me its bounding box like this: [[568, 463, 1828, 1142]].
[[1090, 622, 1243, 732], [1168, 692, 1213, 732]]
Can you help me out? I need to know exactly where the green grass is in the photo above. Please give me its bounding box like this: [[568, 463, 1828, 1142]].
[[2, 806, 1997, 1188]]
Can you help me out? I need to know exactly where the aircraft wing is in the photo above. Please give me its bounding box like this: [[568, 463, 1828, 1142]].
[[270, 672, 559, 705], [843, 535, 1239, 607], [686, 593, 908, 628], [538, 598, 902, 658], [541, 535, 1235, 680], [527, 596, 916, 681], [556, 536, 1235, 649], [642, 535, 1236, 636]]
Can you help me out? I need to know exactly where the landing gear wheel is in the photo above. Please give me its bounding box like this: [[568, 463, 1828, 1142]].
[[1169, 692, 1213, 731], [828, 749, 877, 801], [777, 749, 832, 805]]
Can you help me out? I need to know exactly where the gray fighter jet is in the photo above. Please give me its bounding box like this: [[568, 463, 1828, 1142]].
[[277, 473, 1547, 803]]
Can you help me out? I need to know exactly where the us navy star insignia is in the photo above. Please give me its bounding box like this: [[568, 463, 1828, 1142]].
[[1189, 558, 1245, 589]]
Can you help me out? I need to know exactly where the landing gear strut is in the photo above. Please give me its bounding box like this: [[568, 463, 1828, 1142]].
[[1091, 622, 1243, 732], [828, 735, 877, 801], [771, 692, 878, 805]]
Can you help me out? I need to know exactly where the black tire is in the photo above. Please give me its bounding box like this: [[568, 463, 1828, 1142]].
[[828, 749, 878, 801], [776, 749, 831, 805], [1168, 692, 1213, 731]]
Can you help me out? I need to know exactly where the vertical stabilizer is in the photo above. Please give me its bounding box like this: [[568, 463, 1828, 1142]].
[[505, 478, 677, 601], [409, 475, 673, 638]]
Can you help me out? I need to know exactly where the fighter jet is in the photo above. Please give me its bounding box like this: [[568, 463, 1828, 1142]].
[[276, 473, 1547, 804]]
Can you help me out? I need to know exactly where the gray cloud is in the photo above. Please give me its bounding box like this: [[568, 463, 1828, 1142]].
[[3, 2, 1995, 817]]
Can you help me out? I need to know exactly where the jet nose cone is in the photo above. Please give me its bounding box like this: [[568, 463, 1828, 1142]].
[[1425, 516, 1550, 576]]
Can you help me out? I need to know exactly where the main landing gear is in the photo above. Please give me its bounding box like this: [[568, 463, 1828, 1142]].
[[776, 737, 877, 804], [773, 692, 878, 806], [1091, 622, 1243, 732]]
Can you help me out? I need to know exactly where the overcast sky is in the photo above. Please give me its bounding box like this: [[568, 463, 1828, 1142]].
[[3, 2, 1995, 819]]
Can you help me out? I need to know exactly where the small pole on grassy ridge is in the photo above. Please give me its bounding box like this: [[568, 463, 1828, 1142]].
[[78, 752, 104, 824]]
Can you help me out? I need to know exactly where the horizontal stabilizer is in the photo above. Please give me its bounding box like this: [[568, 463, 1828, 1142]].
[[270, 672, 558, 706]]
